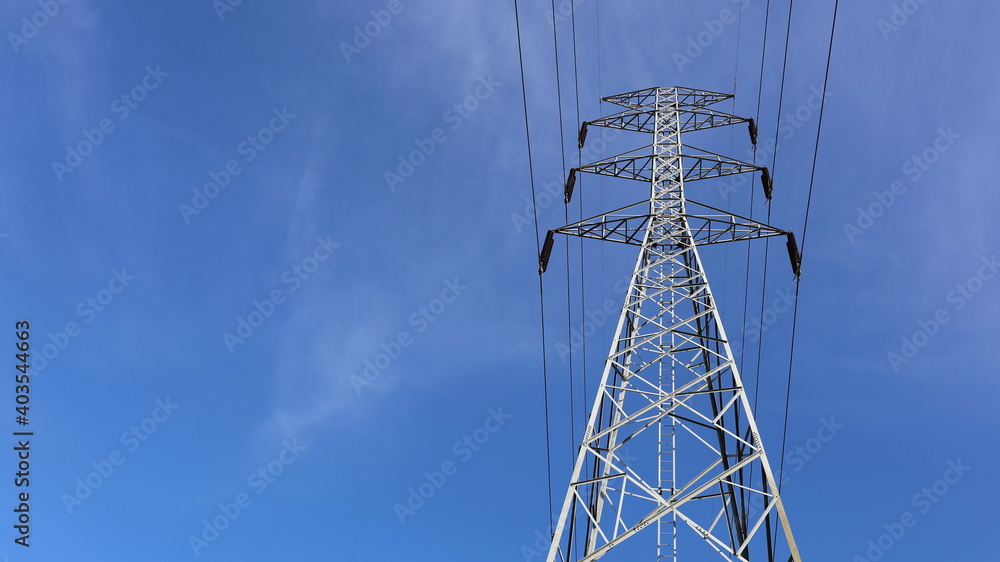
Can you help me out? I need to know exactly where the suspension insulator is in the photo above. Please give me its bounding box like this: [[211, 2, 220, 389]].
[[786, 231, 802, 277], [578, 122, 589, 149], [564, 169, 577, 204], [761, 167, 774, 200], [539, 230, 555, 274], [748, 118, 758, 146]]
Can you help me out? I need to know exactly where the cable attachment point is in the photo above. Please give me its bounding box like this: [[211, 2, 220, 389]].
[[760, 167, 774, 201], [785, 231, 802, 277], [578, 121, 589, 149], [748, 118, 758, 146], [539, 230, 555, 275], [564, 169, 577, 204]]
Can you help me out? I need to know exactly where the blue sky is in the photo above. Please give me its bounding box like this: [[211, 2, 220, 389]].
[[0, 0, 997, 560]]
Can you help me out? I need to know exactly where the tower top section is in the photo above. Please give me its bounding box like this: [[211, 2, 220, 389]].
[[602, 86, 732, 110]]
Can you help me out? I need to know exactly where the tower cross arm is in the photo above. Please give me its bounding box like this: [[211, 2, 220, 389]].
[[678, 144, 762, 183], [552, 201, 651, 246], [683, 200, 790, 246], [584, 107, 749, 137], [679, 108, 753, 134], [601, 86, 732, 110], [572, 144, 761, 185]]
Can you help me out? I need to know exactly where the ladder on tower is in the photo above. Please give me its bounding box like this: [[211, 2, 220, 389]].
[[658, 307, 677, 562], [657, 414, 677, 561]]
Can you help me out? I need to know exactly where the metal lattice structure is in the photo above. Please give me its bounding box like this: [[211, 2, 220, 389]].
[[540, 87, 802, 561]]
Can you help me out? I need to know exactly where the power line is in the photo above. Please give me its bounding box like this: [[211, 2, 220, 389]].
[[720, 0, 745, 314], [547, 0, 579, 474], [569, 0, 588, 456], [755, 0, 797, 421], [762, 4, 797, 555], [778, 0, 841, 488], [741, 0, 772, 394], [512, 0, 554, 531]]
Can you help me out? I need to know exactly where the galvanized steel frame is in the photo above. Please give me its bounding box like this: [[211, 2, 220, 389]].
[[545, 87, 801, 562]]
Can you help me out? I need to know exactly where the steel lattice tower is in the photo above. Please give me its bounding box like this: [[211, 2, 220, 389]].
[[539, 87, 802, 561]]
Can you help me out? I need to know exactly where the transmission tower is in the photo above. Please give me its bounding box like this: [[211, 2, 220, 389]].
[[539, 87, 802, 561]]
